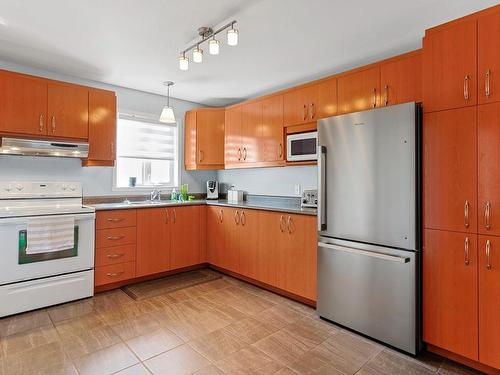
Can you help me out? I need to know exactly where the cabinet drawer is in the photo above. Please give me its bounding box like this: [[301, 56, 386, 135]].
[[95, 262, 135, 286], [96, 227, 136, 248], [96, 210, 136, 229], [96, 244, 136, 267]]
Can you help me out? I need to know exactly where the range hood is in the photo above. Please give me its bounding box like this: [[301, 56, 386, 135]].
[[0, 137, 89, 158]]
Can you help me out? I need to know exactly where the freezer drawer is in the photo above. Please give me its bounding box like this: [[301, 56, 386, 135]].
[[317, 237, 418, 354]]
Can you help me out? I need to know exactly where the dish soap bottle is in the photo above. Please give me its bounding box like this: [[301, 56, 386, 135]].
[[170, 188, 177, 201]]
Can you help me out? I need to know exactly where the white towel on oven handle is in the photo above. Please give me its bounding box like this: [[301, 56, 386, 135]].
[[26, 216, 75, 254]]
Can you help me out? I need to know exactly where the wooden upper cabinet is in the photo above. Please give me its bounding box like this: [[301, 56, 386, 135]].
[[478, 9, 500, 104], [284, 84, 318, 126], [478, 235, 500, 369], [478, 103, 500, 236], [423, 19, 477, 112], [380, 51, 423, 106], [423, 229, 478, 361], [337, 66, 380, 114], [224, 106, 242, 166], [184, 108, 225, 170], [261, 95, 284, 162], [424, 107, 477, 233], [47, 82, 89, 139], [241, 101, 263, 163], [170, 206, 201, 269], [316, 78, 337, 119], [85, 88, 116, 165], [0, 70, 47, 136]]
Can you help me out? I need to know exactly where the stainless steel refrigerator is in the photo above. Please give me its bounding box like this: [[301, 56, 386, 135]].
[[317, 102, 421, 355]]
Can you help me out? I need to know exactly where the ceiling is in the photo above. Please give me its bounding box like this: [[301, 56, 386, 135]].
[[0, 0, 497, 106]]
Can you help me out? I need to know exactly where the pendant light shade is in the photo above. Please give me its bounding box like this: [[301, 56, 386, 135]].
[[179, 54, 189, 71], [193, 46, 203, 63], [209, 38, 220, 55], [159, 81, 176, 124], [227, 27, 238, 46]]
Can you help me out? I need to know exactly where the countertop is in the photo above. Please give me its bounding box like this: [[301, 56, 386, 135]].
[[88, 196, 317, 216]]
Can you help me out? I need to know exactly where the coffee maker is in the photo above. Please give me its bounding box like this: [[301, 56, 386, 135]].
[[206, 180, 219, 199]]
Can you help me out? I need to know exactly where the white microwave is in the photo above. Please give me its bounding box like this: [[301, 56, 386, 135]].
[[287, 131, 318, 161]]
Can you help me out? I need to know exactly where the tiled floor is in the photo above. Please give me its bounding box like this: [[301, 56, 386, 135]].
[[0, 271, 484, 375]]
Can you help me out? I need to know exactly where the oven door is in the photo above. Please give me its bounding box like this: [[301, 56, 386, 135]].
[[0, 213, 95, 285], [287, 132, 318, 161]]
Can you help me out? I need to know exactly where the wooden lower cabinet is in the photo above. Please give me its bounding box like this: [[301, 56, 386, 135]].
[[423, 229, 478, 360], [222, 207, 242, 273], [237, 209, 260, 279], [207, 206, 225, 268], [170, 206, 201, 269]]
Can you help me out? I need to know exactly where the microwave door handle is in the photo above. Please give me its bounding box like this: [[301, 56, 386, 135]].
[[317, 145, 326, 231]]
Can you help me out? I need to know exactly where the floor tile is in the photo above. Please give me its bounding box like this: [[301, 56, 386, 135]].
[[438, 360, 485, 375], [281, 316, 338, 347], [35, 363, 79, 375], [109, 312, 162, 341], [0, 309, 52, 338], [216, 346, 283, 375], [275, 368, 297, 375], [357, 350, 435, 375], [144, 344, 211, 375], [0, 325, 59, 357], [59, 323, 121, 359], [91, 289, 135, 312], [189, 328, 247, 361], [195, 295, 249, 323], [254, 305, 305, 329], [47, 299, 94, 323], [54, 312, 107, 336], [230, 293, 276, 316], [126, 327, 183, 361], [223, 317, 279, 345], [289, 349, 344, 375], [192, 365, 225, 375], [113, 363, 152, 375], [163, 311, 230, 341], [73, 342, 139, 375]]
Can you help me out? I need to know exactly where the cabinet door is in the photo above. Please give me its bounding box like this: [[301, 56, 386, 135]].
[[261, 95, 284, 162], [47, 83, 88, 139], [337, 66, 380, 114], [238, 209, 260, 279], [423, 19, 477, 112], [222, 207, 240, 272], [87, 89, 116, 162], [256, 211, 283, 287], [316, 78, 337, 119], [0, 71, 47, 136], [479, 236, 500, 369], [423, 229, 478, 360], [184, 111, 197, 170], [207, 206, 225, 267], [284, 85, 318, 126], [197, 109, 225, 166], [381, 52, 422, 106], [278, 214, 317, 300], [241, 102, 263, 163], [478, 10, 500, 104], [136, 208, 170, 277], [170, 206, 201, 269], [424, 107, 477, 233], [224, 107, 242, 166], [478, 103, 500, 235]]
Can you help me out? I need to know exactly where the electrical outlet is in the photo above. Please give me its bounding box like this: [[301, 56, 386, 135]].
[[294, 184, 301, 196]]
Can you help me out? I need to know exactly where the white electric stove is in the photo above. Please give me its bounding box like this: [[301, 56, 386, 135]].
[[0, 181, 95, 317]]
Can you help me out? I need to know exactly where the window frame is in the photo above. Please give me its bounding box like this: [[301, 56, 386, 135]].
[[112, 109, 181, 193]]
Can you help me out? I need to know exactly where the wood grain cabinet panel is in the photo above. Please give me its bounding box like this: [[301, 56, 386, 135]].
[[223, 207, 241, 273], [316, 78, 337, 119], [207, 206, 225, 267], [224, 107, 242, 167], [184, 110, 198, 170], [170, 206, 201, 269], [95, 262, 135, 286], [96, 245, 136, 267], [86, 88, 116, 164], [424, 107, 477, 233], [256, 211, 284, 288], [478, 235, 500, 369], [238, 209, 260, 279], [136, 208, 171, 277], [380, 51, 422, 106], [47, 83, 89, 139], [96, 209, 136, 230], [423, 19, 477, 112], [241, 102, 263, 163], [478, 9, 500, 104], [261, 95, 284, 162], [96, 227, 136, 248], [423, 229, 478, 361], [0, 70, 47, 136], [284, 85, 319, 126], [337, 66, 380, 114]]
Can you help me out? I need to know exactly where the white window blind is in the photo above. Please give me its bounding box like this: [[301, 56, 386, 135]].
[[115, 113, 179, 189]]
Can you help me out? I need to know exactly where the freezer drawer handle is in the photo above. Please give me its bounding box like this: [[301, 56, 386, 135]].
[[318, 242, 411, 264]]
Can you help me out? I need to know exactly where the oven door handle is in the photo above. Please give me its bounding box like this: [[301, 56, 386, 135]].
[[0, 212, 96, 225]]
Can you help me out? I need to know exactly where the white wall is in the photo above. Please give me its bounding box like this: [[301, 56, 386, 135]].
[[217, 165, 317, 197], [0, 60, 216, 196]]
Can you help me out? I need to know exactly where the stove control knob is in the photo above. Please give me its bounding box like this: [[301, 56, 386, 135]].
[[15, 184, 24, 191], [4, 185, 12, 192], [62, 184, 68, 191], [69, 185, 77, 191]]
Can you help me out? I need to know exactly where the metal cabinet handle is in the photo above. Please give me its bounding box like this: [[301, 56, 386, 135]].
[[372, 88, 377, 108], [241, 211, 246, 226], [485, 69, 491, 98], [199, 150, 204, 162], [310, 102, 315, 119], [384, 85, 389, 106], [279, 143, 283, 158], [464, 74, 469, 100], [107, 271, 124, 277], [107, 253, 125, 259], [234, 210, 240, 225], [464, 237, 470, 266], [173, 209, 176, 224], [287, 216, 292, 234], [165, 209, 169, 224], [464, 201, 470, 229], [303, 104, 307, 121], [107, 218, 124, 222], [279, 215, 285, 233], [237, 148, 242, 161], [486, 240, 492, 270], [107, 235, 124, 240], [485, 201, 491, 230], [219, 209, 223, 223], [243, 148, 247, 161], [51, 116, 56, 134], [39, 114, 44, 133]]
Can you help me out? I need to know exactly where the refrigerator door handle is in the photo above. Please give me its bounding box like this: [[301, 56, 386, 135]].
[[318, 242, 411, 263], [318, 145, 327, 231]]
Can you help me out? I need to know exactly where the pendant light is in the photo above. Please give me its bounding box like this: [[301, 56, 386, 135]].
[[179, 53, 189, 71], [159, 81, 176, 124], [227, 24, 238, 46], [192, 45, 203, 63], [209, 37, 220, 55]]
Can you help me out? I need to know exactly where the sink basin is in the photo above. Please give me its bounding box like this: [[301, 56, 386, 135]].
[[127, 200, 166, 205]]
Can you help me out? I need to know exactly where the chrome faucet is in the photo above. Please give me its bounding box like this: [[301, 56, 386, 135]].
[[150, 187, 161, 201]]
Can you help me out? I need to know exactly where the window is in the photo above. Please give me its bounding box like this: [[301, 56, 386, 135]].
[[114, 112, 179, 190]]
